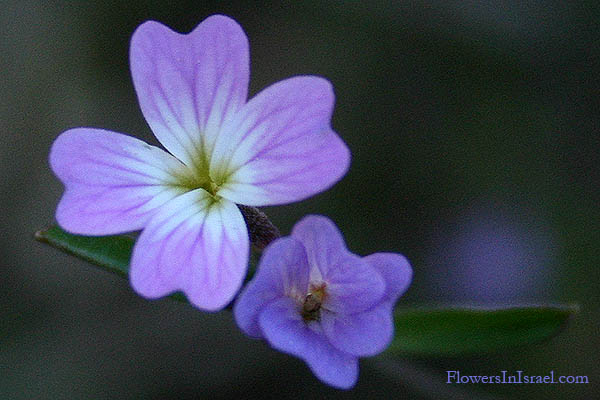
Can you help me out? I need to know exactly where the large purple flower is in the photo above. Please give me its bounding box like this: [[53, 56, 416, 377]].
[[49, 16, 350, 311], [234, 215, 412, 388]]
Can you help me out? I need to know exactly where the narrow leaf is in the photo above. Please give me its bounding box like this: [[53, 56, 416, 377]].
[[35, 225, 134, 278], [35, 224, 259, 304], [387, 306, 576, 356]]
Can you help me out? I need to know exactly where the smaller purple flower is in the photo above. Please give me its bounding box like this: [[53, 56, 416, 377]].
[[234, 215, 412, 389]]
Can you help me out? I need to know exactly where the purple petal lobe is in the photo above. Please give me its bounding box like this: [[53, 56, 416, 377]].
[[130, 15, 249, 167], [259, 297, 358, 389], [323, 252, 386, 314], [290, 215, 386, 312], [363, 253, 412, 308], [50, 128, 185, 235], [321, 306, 393, 357], [234, 237, 310, 338], [216, 76, 350, 206], [290, 215, 347, 281], [129, 189, 249, 311]]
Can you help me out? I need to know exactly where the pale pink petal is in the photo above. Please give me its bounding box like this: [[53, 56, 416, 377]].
[[215, 76, 350, 206], [129, 189, 249, 311], [130, 15, 249, 167], [50, 128, 185, 235]]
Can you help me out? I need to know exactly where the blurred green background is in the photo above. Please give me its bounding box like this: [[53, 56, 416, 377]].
[[2, 1, 598, 399]]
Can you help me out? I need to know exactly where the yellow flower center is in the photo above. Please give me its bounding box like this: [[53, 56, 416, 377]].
[[171, 148, 231, 199]]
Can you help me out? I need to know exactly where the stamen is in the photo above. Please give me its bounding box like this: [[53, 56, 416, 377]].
[[208, 180, 220, 196], [301, 283, 327, 322]]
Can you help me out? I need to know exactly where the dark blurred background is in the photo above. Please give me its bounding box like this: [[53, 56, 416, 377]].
[[2, 1, 598, 399]]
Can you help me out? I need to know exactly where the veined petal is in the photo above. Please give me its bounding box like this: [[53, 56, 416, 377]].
[[129, 189, 249, 311], [215, 76, 350, 206], [321, 305, 393, 357], [130, 15, 249, 167], [363, 253, 412, 309], [290, 215, 347, 281], [50, 128, 185, 235], [259, 297, 358, 389], [234, 237, 310, 338]]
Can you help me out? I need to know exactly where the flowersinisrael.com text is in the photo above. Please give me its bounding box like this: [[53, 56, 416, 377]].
[[446, 371, 588, 384]]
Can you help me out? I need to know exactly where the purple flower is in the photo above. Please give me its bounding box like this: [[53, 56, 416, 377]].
[[49, 16, 350, 311], [234, 215, 412, 388]]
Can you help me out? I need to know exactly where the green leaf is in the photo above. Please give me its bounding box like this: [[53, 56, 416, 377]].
[[35, 225, 134, 278], [35, 225, 260, 304], [387, 306, 576, 356]]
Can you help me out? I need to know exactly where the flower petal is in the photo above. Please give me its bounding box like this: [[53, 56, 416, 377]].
[[50, 128, 185, 235], [321, 305, 393, 357], [323, 252, 386, 314], [130, 15, 249, 167], [259, 297, 358, 389], [290, 215, 347, 281], [290, 215, 385, 313], [234, 237, 310, 338], [363, 253, 412, 309], [129, 189, 249, 311], [215, 76, 350, 206]]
